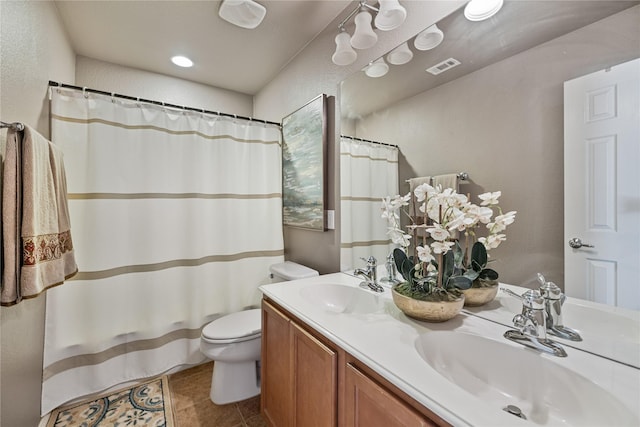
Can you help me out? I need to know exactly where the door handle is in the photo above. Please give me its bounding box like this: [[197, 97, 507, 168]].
[[569, 238, 594, 249]]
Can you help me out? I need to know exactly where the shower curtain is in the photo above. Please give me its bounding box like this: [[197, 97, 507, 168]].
[[340, 136, 399, 271], [42, 88, 284, 414]]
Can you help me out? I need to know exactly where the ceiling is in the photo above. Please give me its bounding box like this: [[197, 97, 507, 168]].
[[341, 0, 639, 119], [54, 0, 351, 95]]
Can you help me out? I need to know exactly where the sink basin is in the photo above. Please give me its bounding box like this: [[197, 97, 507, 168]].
[[299, 283, 383, 314], [415, 331, 638, 426]]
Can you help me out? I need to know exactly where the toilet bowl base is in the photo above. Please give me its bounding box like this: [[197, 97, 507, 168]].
[[210, 360, 260, 405]]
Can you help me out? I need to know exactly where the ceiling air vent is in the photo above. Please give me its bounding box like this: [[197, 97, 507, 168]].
[[426, 58, 461, 75]]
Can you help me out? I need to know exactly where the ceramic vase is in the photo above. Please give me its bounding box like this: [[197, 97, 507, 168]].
[[461, 279, 499, 307], [391, 284, 464, 322]]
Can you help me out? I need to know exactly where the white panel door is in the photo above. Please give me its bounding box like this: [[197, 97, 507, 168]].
[[564, 58, 640, 310]]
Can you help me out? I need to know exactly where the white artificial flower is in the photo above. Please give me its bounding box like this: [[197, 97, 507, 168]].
[[417, 245, 435, 263], [478, 233, 506, 249], [495, 210, 517, 227], [478, 191, 502, 206], [388, 227, 411, 247], [414, 183, 434, 202], [428, 224, 450, 241], [431, 240, 455, 254], [465, 204, 493, 224], [447, 212, 475, 232]]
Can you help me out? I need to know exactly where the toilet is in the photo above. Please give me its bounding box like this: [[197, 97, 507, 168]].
[[200, 261, 319, 404]]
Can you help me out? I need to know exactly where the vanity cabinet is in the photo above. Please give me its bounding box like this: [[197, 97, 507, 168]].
[[261, 299, 338, 427], [261, 298, 448, 427], [344, 362, 438, 427]]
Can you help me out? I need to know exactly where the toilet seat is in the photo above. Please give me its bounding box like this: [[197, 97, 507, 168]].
[[201, 308, 261, 344]]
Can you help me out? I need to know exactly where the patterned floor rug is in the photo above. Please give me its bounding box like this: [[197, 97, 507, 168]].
[[46, 376, 174, 427]]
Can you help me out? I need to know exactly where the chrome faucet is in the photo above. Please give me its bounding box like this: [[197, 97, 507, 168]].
[[537, 274, 582, 341], [380, 252, 399, 284], [503, 289, 568, 357], [354, 256, 384, 293]]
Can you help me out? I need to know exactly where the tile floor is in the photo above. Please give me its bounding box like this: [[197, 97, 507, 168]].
[[168, 362, 266, 427]]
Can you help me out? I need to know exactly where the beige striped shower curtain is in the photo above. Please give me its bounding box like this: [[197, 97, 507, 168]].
[[42, 88, 285, 415], [340, 136, 399, 271]]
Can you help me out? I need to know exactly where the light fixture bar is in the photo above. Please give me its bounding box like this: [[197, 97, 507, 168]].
[[337, 0, 378, 30]]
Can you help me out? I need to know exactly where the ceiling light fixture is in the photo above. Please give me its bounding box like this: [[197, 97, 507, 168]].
[[414, 24, 444, 51], [332, 28, 358, 66], [364, 57, 389, 78], [464, 0, 504, 22], [351, 7, 378, 50], [386, 41, 413, 65], [218, 0, 266, 29], [331, 0, 407, 66], [375, 0, 407, 31], [171, 55, 194, 68]]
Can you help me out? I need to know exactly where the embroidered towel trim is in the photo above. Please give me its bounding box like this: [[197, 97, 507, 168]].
[[1, 126, 77, 306]]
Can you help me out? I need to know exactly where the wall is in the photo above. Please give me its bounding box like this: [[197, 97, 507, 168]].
[[75, 56, 253, 116], [254, 0, 464, 274], [0, 2, 76, 426], [1, 3, 254, 425], [353, 6, 640, 286]]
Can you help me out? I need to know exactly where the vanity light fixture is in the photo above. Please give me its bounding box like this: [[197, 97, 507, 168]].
[[331, 0, 407, 66], [332, 28, 358, 66], [351, 7, 378, 49], [171, 55, 194, 68], [387, 41, 413, 65], [414, 24, 444, 51], [218, 0, 266, 29], [364, 57, 389, 78], [375, 0, 407, 31], [464, 0, 504, 22]]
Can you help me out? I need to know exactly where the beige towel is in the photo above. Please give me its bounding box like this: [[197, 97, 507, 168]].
[[408, 176, 431, 193], [1, 126, 77, 306], [432, 173, 459, 192], [1, 129, 22, 303]]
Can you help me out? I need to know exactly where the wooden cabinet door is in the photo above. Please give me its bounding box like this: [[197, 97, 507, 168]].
[[344, 363, 437, 427], [291, 322, 338, 427], [261, 300, 293, 427]]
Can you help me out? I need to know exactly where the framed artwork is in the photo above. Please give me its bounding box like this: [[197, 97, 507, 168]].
[[281, 94, 327, 231]]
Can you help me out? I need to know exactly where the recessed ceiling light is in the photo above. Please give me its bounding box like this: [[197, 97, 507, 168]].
[[171, 56, 193, 68], [464, 0, 504, 22]]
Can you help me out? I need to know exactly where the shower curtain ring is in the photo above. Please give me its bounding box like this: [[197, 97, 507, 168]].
[[82, 87, 88, 98]]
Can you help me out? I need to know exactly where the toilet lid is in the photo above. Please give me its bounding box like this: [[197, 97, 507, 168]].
[[202, 308, 261, 342]]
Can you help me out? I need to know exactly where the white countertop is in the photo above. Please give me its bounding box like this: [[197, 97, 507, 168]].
[[260, 272, 640, 427]]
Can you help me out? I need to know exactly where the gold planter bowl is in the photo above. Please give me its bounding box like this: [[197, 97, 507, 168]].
[[461, 280, 499, 307], [391, 285, 465, 322]]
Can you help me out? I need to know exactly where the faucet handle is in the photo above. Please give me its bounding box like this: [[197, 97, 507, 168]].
[[360, 256, 377, 267], [521, 289, 545, 310], [540, 280, 562, 299]]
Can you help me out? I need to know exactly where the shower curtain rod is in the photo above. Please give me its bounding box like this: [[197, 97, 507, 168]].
[[48, 80, 281, 127], [0, 121, 25, 131], [341, 134, 398, 148]]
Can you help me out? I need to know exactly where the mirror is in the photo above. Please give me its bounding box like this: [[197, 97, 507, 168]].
[[339, 1, 639, 363], [340, 0, 639, 292]]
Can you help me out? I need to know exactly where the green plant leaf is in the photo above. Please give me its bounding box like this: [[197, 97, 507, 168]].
[[471, 241, 487, 271], [453, 242, 465, 269], [393, 249, 411, 282], [442, 251, 454, 285], [463, 270, 480, 281], [479, 268, 499, 280], [448, 276, 473, 290]]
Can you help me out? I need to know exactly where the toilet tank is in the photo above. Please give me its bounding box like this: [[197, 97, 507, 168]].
[[269, 261, 319, 283]]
